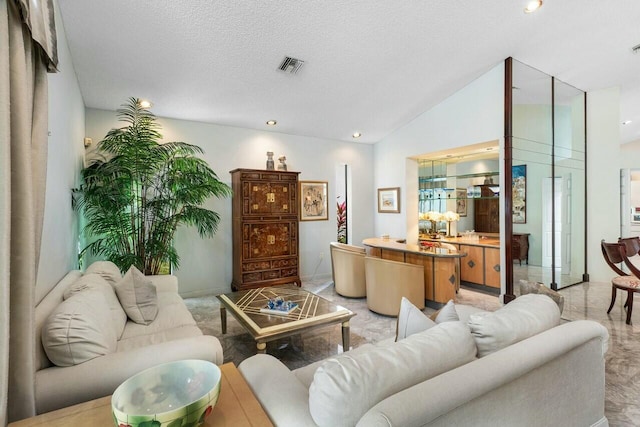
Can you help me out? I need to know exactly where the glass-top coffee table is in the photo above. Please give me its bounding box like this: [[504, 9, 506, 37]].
[[216, 286, 355, 354]]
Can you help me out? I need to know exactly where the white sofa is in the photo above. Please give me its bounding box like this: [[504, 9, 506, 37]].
[[34, 265, 223, 414], [239, 295, 609, 427]]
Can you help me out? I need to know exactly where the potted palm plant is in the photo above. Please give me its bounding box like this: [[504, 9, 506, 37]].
[[74, 97, 232, 274]]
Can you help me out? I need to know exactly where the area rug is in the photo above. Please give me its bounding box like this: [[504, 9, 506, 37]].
[[183, 281, 500, 370]]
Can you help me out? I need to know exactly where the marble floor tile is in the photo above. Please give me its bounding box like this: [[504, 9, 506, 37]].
[[184, 279, 637, 426]]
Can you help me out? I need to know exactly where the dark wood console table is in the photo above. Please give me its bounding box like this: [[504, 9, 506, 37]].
[[512, 233, 530, 265]]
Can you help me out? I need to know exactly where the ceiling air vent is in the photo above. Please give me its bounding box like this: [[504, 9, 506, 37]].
[[278, 56, 305, 74]]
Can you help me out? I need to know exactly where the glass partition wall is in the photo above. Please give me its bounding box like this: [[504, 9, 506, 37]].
[[507, 58, 586, 295]]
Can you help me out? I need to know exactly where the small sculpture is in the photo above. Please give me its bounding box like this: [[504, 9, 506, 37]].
[[277, 155, 287, 171], [266, 151, 274, 170]]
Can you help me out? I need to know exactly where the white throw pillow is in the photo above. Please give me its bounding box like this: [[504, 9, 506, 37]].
[[468, 293, 561, 358], [115, 266, 159, 325], [85, 260, 122, 287], [42, 290, 117, 366], [435, 299, 460, 323], [309, 321, 477, 427], [64, 273, 128, 339], [396, 297, 436, 341]]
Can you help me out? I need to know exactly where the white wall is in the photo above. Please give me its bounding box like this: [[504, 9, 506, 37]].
[[587, 87, 621, 282], [36, 0, 86, 302], [373, 63, 505, 241], [85, 110, 374, 296]]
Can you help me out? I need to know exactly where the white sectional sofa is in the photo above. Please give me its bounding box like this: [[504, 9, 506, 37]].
[[34, 263, 223, 414], [239, 294, 609, 427]]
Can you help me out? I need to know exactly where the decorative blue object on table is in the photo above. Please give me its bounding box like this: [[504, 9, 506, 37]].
[[260, 297, 298, 315]]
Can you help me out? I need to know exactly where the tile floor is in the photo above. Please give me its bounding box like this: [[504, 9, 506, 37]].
[[184, 279, 638, 426]]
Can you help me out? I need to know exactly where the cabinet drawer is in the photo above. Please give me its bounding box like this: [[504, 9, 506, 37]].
[[243, 261, 272, 272], [272, 258, 297, 268], [262, 270, 281, 280], [281, 267, 298, 277], [242, 272, 262, 283]]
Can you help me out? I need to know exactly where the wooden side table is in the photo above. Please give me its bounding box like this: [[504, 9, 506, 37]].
[[9, 363, 273, 427]]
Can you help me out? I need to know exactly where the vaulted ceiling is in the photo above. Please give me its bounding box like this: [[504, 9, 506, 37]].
[[57, 1, 640, 144]]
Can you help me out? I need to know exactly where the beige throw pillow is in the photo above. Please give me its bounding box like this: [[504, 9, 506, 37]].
[[42, 290, 117, 366], [396, 297, 436, 341], [434, 299, 459, 323], [309, 321, 477, 427], [64, 273, 127, 339], [85, 260, 122, 287], [468, 293, 560, 358], [115, 266, 159, 325]]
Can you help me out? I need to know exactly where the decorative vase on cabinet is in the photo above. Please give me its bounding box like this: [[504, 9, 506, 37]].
[[230, 169, 301, 291]]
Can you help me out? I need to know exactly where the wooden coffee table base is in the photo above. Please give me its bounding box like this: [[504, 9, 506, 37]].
[[8, 363, 273, 427]]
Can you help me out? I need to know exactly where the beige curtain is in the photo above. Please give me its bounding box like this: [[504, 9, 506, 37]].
[[0, 0, 57, 423]]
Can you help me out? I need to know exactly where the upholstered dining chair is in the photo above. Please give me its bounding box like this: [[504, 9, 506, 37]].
[[329, 242, 367, 298], [364, 256, 425, 316], [601, 240, 640, 324]]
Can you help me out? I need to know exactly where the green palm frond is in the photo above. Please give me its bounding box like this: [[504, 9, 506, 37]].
[[73, 97, 232, 275]]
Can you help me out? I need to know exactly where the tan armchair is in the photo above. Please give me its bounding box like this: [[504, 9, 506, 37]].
[[364, 256, 425, 316], [330, 242, 367, 298]]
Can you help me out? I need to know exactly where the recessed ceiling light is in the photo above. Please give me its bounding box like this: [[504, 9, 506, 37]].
[[486, 147, 494, 151], [352, 132, 362, 138], [266, 120, 277, 126], [524, 0, 543, 13], [623, 120, 633, 125], [138, 99, 152, 109]]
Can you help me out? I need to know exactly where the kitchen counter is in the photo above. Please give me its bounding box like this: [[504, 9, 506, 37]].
[[419, 235, 501, 292], [420, 235, 500, 248], [362, 238, 466, 308], [363, 237, 468, 258]]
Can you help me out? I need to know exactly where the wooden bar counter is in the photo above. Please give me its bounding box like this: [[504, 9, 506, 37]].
[[362, 238, 467, 308], [421, 235, 501, 292]]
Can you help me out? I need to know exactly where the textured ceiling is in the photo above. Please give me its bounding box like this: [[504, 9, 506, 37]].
[[57, 1, 640, 144]]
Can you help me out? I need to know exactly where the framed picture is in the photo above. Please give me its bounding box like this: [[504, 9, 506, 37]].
[[512, 164, 526, 224], [377, 187, 400, 213], [300, 181, 328, 221], [456, 188, 467, 217]]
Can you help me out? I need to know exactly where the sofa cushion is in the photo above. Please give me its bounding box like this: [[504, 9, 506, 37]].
[[435, 299, 459, 323], [117, 292, 201, 352], [42, 289, 117, 366], [308, 321, 477, 427], [396, 296, 435, 341], [63, 273, 127, 339], [85, 260, 122, 287], [115, 266, 159, 325], [468, 293, 561, 358]]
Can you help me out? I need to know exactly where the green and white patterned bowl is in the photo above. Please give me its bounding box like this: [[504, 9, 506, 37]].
[[112, 360, 221, 427]]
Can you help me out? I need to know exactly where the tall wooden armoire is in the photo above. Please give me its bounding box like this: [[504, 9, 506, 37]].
[[229, 169, 301, 291]]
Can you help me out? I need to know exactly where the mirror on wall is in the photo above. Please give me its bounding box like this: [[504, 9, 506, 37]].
[[417, 143, 499, 238], [509, 59, 586, 291]]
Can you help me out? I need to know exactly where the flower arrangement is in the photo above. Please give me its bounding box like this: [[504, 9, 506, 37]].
[[419, 211, 444, 235]]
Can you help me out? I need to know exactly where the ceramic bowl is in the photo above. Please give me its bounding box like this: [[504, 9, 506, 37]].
[[111, 360, 221, 427]]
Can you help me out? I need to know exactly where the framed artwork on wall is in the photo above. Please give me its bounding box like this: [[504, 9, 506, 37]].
[[300, 181, 328, 221], [512, 164, 526, 224], [456, 188, 467, 217], [377, 187, 400, 213]]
